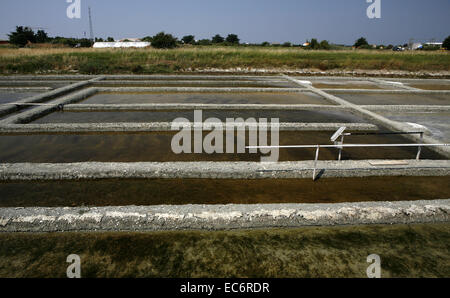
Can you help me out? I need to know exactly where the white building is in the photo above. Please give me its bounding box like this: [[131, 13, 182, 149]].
[[93, 41, 151, 48], [424, 42, 443, 47]]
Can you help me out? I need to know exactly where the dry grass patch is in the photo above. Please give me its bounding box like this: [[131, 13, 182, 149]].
[[0, 47, 448, 74], [0, 224, 448, 278]]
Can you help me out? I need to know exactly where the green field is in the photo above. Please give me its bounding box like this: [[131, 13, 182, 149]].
[[0, 47, 449, 75], [1, 223, 449, 278]]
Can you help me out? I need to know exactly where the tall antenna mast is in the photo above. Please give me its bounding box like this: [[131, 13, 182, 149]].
[[88, 6, 94, 41]]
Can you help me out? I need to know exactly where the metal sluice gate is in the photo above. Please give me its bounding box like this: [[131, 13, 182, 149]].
[[248, 127, 449, 180]]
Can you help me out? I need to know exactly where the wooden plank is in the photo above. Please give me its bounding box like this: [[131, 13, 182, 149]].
[[369, 160, 409, 166]]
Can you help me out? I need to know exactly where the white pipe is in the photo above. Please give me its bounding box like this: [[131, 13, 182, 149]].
[[248, 143, 449, 149]]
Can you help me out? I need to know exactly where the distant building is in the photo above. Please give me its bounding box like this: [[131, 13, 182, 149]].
[[424, 42, 443, 48], [0, 40, 9, 45], [93, 41, 151, 48]]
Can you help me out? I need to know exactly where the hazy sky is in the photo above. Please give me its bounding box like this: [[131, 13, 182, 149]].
[[0, 0, 449, 45]]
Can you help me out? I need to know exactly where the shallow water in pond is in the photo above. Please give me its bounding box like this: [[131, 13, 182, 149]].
[[82, 92, 332, 105], [0, 131, 443, 163], [0, 176, 449, 207], [330, 92, 450, 106], [32, 110, 367, 124], [380, 112, 450, 142], [312, 81, 383, 90], [0, 91, 41, 104]]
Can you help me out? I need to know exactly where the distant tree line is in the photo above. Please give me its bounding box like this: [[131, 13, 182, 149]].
[[303, 39, 331, 50], [444, 36, 450, 50], [94, 37, 116, 42], [8, 26, 450, 51], [8, 26, 93, 48], [138, 32, 241, 49], [8, 26, 50, 46], [180, 33, 240, 46]]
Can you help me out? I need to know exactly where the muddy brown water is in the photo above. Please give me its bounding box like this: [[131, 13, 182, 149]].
[[0, 176, 449, 207], [330, 92, 450, 106], [0, 131, 443, 163], [408, 84, 450, 91], [82, 92, 333, 105], [32, 110, 367, 124]]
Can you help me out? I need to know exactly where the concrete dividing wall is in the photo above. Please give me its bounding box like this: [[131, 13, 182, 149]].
[[368, 78, 422, 91], [322, 89, 450, 94], [92, 80, 291, 86], [102, 75, 285, 80], [0, 75, 97, 80], [95, 87, 306, 93], [0, 199, 448, 232], [293, 76, 450, 83], [1, 160, 449, 180], [63, 103, 349, 112], [362, 105, 450, 112], [0, 87, 52, 91], [0, 81, 80, 87], [0, 122, 378, 133]]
